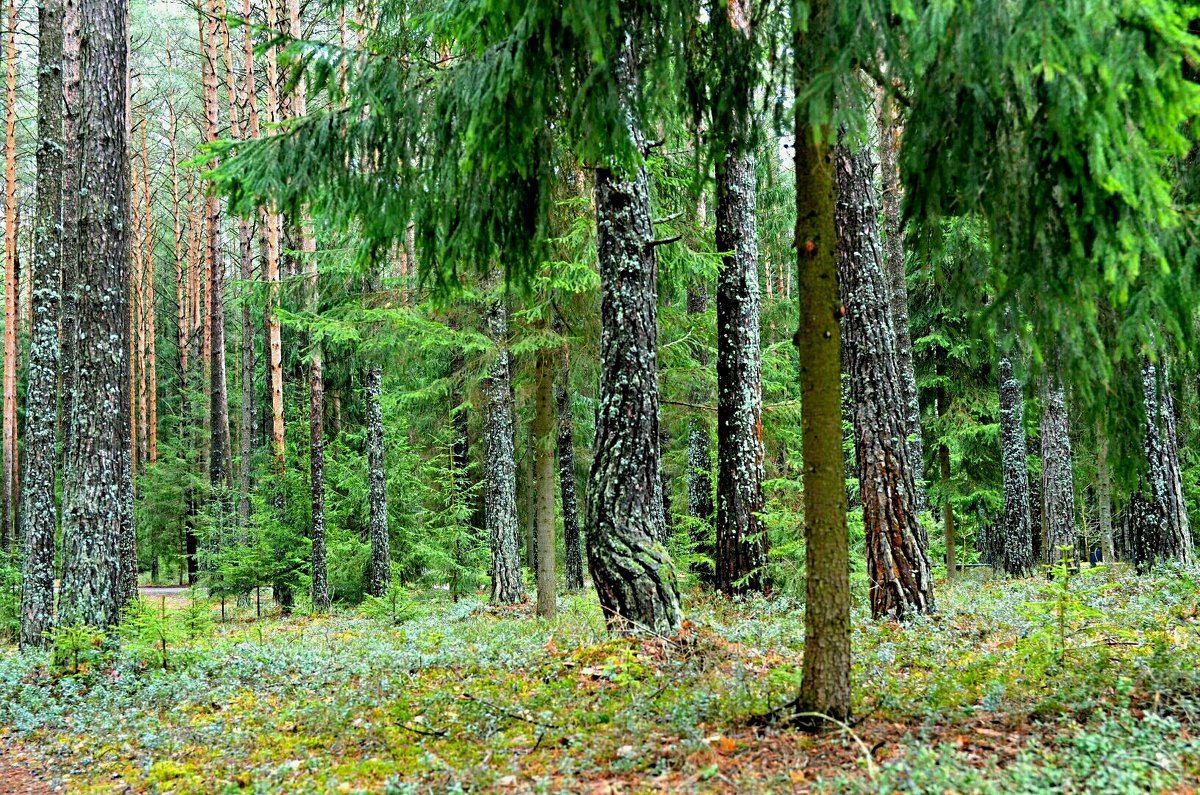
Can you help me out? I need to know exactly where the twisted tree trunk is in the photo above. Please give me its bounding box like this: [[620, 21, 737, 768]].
[[834, 139, 933, 619], [586, 38, 682, 636]]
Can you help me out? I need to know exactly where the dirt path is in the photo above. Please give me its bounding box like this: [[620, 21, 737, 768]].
[[0, 743, 56, 794]]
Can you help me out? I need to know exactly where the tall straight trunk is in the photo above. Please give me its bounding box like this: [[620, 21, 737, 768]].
[[1040, 371, 1077, 567], [19, 0, 65, 649], [481, 279, 523, 604], [792, 0, 851, 723], [715, 141, 768, 596], [228, 0, 255, 527], [59, 0, 132, 629], [997, 355, 1035, 576], [834, 139, 933, 618], [261, 0, 285, 474], [1136, 353, 1193, 566], [685, 284, 713, 523], [555, 350, 583, 591], [365, 359, 390, 596], [586, 38, 682, 636], [309, 340, 329, 610], [533, 348, 556, 619], [876, 87, 926, 512], [685, 281, 715, 585], [2, 0, 17, 551], [525, 449, 537, 569], [58, 0, 80, 439], [142, 125, 157, 463], [1095, 422, 1115, 564], [202, 0, 233, 502]]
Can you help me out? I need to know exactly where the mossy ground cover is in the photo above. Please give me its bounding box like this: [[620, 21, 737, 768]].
[[2, 567, 1200, 793]]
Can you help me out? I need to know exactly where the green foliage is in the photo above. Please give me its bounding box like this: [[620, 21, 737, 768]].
[[360, 582, 422, 625], [0, 551, 18, 643], [119, 596, 214, 671], [47, 624, 108, 677]]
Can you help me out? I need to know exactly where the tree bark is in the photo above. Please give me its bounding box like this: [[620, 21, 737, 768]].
[[59, 0, 132, 630], [556, 348, 583, 591], [533, 349, 556, 619], [715, 142, 768, 596], [792, 0, 851, 721], [365, 360, 390, 596], [834, 139, 933, 618], [482, 279, 524, 604], [876, 87, 926, 513], [2, 0, 17, 551], [1095, 422, 1115, 564], [997, 355, 1035, 576], [586, 38, 682, 636], [1134, 353, 1192, 567], [58, 0, 80, 456], [1040, 371, 1077, 567], [19, 0, 65, 649]]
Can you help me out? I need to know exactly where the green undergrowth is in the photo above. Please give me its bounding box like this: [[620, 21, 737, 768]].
[[1, 566, 1199, 793]]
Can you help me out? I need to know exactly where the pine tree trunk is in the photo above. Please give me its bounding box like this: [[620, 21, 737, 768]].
[[876, 88, 926, 512], [58, 0, 80, 451], [685, 281, 713, 524], [792, 0, 851, 720], [1040, 372, 1077, 567], [1095, 423, 1115, 564], [1, 0, 17, 552], [834, 140, 933, 618], [586, 39, 682, 636], [365, 360, 390, 596], [533, 348, 556, 619], [481, 280, 524, 604], [19, 0, 64, 649], [309, 350, 329, 611], [997, 355, 1035, 576], [233, 0, 257, 529], [715, 142, 768, 596], [202, 0, 233, 504], [1135, 353, 1192, 566], [261, 0, 285, 476], [555, 352, 583, 591], [59, 0, 132, 630]]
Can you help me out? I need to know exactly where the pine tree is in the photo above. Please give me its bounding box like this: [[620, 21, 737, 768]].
[[533, 348, 556, 618], [59, 0, 133, 630], [19, 0, 65, 649], [1040, 371, 1077, 567], [556, 350, 584, 591], [834, 136, 933, 619], [1, 0, 17, 552], [997, 354, 1035, 576]]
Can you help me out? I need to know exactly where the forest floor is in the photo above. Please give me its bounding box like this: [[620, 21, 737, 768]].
[[3, 566, 1200, 793]]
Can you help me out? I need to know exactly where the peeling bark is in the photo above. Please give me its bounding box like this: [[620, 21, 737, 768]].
[[834, 139, 933, 618]]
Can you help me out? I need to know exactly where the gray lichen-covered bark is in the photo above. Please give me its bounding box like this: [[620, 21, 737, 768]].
[[586, 36, 682, 636], [19, 0, 64, 649], [833, 140, 933, 619], [1133, 353, 1192, 567], [482, 281, 524, 604], [1040, 372, 1077, 567], [997, 355, 1035, 576], [58, 0, 132, 630], [876, 89, 926, 513], [365, 361, 390, 596], [533, 349, 556, 618], [715, 142, 768, 596], [556, 354, 584, 591]]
